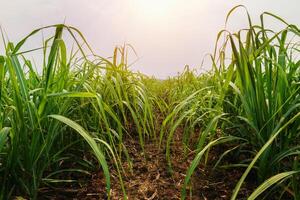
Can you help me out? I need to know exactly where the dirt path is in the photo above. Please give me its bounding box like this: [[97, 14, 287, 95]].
[[73, 129, 254, 200]]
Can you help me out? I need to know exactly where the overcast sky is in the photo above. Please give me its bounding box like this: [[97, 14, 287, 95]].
[[0, 0, 299, 78]]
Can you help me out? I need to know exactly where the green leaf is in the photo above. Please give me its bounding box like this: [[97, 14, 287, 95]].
[[248, 171, 299, 200], [48, 115, 111, 194]]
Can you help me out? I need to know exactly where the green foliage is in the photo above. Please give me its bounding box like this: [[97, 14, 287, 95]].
[[1, 6, 300, 200], [173, 6, 300, 200], [212, 6, 300, 199], [0, 25, 155, 199]]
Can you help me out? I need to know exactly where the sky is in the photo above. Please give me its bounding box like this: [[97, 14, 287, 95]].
[[0, 0, 299, 78]]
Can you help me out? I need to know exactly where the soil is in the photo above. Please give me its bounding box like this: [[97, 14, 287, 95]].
[[39, 127, 256, 200]]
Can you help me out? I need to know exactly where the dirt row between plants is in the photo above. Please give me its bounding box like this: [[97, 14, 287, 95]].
[[39, 128, 255, 200]]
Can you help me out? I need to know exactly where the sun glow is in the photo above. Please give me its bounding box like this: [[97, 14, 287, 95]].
[[131, 0, 175, 20]]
